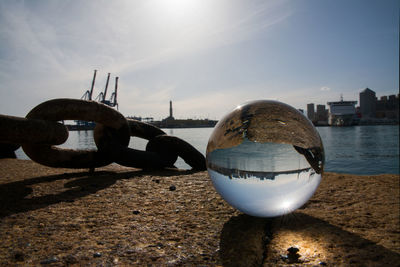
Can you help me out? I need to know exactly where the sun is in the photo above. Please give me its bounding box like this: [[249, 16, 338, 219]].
[[158, 0, 200, 16], [152, 0, 205, 24]]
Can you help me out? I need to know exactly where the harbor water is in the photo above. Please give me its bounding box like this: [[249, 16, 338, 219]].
[[15, 125, 399, 175]]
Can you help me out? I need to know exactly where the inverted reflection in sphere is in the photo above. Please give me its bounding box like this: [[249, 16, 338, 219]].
[[206, 100, 324, 217]]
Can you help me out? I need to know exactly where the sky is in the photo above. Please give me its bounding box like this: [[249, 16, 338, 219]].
[[0, 0, 398, 120]]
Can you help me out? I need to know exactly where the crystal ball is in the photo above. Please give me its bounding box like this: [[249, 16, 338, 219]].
[[206, 100, 324, 217]]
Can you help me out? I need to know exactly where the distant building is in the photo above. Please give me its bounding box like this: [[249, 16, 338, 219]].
[[151, 100, 217, 128], [360, 88, 377, 118], [376, 94, 399, 119], [126, 116, 154, 122], [307, 103, 328, 125], [307, 103, 315, 121], [316, 104, 328, 122], [359, 88, 399, 121]]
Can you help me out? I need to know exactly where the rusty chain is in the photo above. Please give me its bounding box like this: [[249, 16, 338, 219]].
[[0, 98, 206, 171]]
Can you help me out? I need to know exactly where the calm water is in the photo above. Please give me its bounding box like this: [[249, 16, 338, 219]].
[[317, 125, 399, 175], [16, 125, 399, 175]]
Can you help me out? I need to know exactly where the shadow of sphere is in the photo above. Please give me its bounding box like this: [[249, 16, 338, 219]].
[[219, 214, 272, 267]]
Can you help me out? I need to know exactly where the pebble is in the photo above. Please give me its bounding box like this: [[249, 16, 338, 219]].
[[148, 243, 164, 249], [280, 254, 288, 260], [40, 256, 58, 264], [169, 185, 176, 191], [285, 247, 301, 263], [287, 247, 299, 254], [93, 252, 102, 258], [13, 251, 24, 261], [64, 254, 78, 264]]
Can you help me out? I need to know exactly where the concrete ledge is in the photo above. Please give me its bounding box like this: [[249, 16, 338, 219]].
[[0, 159, 399, 266]]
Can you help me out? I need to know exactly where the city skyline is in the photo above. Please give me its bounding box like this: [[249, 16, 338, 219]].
[[0, 0, 398, 120], [306, 87, 399, 126]]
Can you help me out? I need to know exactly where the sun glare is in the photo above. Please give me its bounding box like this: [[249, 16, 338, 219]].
[[146, 0, 222, 48], [280, 199, 297, 214], [155, 0, 202, 20]]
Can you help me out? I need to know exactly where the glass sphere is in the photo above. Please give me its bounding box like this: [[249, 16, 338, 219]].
[[206, 100, 324, 217]]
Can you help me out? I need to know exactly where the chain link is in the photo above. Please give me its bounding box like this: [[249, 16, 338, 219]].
[[0, 114, 68, 145], [0, 98, 206, 171]]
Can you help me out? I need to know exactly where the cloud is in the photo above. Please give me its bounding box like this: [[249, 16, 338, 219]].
[[115, 0, 293, 74], [0, 0, 293, 117]]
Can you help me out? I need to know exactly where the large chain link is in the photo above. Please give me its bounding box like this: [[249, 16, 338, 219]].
[[0, 98, 206, 171]]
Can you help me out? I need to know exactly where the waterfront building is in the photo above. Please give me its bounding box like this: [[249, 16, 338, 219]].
[[151, 100, 217, 128], [307, 103, 315, 121], [376, 94, 400, 119], [316, 104, 328, 123], [360, 88, 376, 118], [359, 88, 399, 122]]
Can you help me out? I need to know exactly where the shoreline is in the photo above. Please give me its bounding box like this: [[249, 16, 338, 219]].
[[0, 159, 399, 266], [64, 122, 400, 131]]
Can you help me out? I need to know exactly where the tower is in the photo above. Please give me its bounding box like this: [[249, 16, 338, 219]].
[[360, 88, 376, 118], [169, 100, 173, 118]]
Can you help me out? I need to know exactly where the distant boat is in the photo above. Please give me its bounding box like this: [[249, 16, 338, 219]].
[[327, 96, 358, 126]]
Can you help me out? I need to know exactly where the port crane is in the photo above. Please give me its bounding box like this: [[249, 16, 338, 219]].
[[76, 70, 119, 128], [94, 72, 110, 103], [109, 77, 118, 110], [81, 70, 97, 101], [81, 70, 119, 110]]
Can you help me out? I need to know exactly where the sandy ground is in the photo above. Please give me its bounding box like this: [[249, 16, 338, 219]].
[[0, 159, 399, 266]]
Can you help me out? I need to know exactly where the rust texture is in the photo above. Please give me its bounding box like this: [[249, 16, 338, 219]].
[[97, 119, 206, 170], [22, 99, 130, 168], [0, 114, 68, 145], [1, 98, 207, 170]]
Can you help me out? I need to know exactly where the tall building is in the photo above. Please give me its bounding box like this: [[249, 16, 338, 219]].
[[376, 94, 400, 119], [360, 88, 376, 118], [169, 100, 173, 118], [316, 104, 328, 122], [307, 103, 315, 121]]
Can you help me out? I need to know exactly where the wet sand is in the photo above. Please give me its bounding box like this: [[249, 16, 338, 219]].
[[0, 159, 399, 266]]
